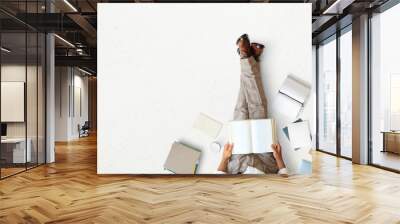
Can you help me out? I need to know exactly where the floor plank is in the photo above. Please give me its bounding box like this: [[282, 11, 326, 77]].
[[1, 134, 400, 223]]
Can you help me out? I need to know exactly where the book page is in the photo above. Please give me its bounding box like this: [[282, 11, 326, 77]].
[[250, 119, 274, 154], [279, 76, 310, 104], [229, 121, 252, 154]]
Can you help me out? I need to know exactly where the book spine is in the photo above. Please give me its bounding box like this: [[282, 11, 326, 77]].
[[278, 91, 303, 105]]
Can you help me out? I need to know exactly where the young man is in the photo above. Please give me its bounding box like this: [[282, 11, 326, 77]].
[[217, 34, 287, 175]]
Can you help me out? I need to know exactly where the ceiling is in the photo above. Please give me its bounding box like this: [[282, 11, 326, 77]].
[[0, 0, 392, 75]]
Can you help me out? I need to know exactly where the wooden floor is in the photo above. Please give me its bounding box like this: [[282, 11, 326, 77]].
[[372, 150, 400, 171], [1, 135, 400, 223], [1, 167, 26, 178]]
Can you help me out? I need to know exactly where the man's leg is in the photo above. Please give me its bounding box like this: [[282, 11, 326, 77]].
[[251, 153, 279, 174], [240, 57, 268, 119], [227, 154, 251, 174], [229, 56, 274, 174], [240, 57, 280, 174], [233, 82, 249, 120]]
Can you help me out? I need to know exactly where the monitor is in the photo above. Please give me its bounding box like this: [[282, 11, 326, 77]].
[[1, 123, 7, 137]]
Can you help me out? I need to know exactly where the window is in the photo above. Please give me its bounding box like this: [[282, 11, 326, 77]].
[[318, 36, 337, 154], [339, 29, 352, 158], [390, 74, 400, 131], [370, 3, 400, 171]]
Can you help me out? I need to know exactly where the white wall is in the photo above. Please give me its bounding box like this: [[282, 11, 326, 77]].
[[311, 45, 317, 149], [55, 67, 89, 141], [98, 3, 312, 174], [1, 65, 42, 138]]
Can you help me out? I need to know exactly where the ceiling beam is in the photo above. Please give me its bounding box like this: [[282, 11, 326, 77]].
[[67, 13, 97, 39], [55, 55, 96, 69], [323, 0, 356, 14]]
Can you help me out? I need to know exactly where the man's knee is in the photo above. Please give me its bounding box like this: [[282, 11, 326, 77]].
[[248, 106, 267, 119]]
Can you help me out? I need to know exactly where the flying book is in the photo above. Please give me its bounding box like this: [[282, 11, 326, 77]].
[[275, 75, 310, 119], [279, 75, 310, 105], [229, 119, 276, 154], [192, 113, 223, 139], [287, 120, 312, 149], [164, 142, 201, 174], [283, 119, 312, 150]]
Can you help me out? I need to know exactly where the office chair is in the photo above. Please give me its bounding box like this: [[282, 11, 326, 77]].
[[79, 121, 90, 138]]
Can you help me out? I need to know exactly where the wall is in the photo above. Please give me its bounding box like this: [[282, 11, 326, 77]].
[[55, 67, 89, 141], [98, 4, 312, 174], [88, 77, 97, 131], [1, 65, 42, 137], [312, 45, 317, 149]]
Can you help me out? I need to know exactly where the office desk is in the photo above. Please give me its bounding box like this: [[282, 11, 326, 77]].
[[381, 131, 400, 154], [1, 138, 32, 164]]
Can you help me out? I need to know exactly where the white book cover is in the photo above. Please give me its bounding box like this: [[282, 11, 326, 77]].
[[287, 121, 312, 148], [192, 113, 223, 139], [229, 119, 276, 154], [279, 75, 310, 104]]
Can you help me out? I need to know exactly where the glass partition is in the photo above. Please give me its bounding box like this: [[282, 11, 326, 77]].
[[27, 31, 38, 169], [0, 1, 46, 179], [0, 31, 28, 178], [317, 36, 337, 154], [38, 32, 45, 165]]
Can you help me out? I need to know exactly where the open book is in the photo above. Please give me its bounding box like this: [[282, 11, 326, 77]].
[[283, 119, 312, 150], [279, 75, 310, 105], [229, 119, 276, 154], [164, 142, 201, 174], [275, 76, 311, 119]]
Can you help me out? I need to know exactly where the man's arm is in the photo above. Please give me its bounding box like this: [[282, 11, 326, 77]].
[[271, 144, 288, 176], [217, 143, 233, 173]]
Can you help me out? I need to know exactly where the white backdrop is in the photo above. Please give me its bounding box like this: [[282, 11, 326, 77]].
[[98, 3, 312, 174]]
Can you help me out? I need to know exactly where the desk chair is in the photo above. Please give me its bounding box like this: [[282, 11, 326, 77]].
[[79, 121, 90, 138]]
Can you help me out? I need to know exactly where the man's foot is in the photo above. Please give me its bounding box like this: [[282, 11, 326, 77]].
[[236, 34, 252, 59], [251, 43, 264, 61]]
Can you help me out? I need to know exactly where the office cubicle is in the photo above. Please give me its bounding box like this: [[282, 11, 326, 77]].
[[0, 1, 46, 179]]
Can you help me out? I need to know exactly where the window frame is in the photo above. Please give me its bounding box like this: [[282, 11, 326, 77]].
[[315, 24, 353, 161]]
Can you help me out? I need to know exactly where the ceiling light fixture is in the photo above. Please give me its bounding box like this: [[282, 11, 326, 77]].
[[78, 67, 93, 76], [1, 47, 11, 53], [63, 0, 78, 12], [323, 0, 355, 15], [54, 34, 75, 48]]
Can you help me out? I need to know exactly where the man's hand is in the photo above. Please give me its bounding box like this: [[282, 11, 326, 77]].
[[222, 143, 233, 161], [271, 143, 286, 170], [271, 144, 282, 160], [218, 143, 234, 173]]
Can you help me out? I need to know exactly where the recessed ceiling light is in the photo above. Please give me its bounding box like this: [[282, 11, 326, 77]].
[[78, 67, 93, 76], [323, 0, 354, 15], [1, 47, 11, 53], [63, 0, 78, 12], [54, 34, 75, 48]]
